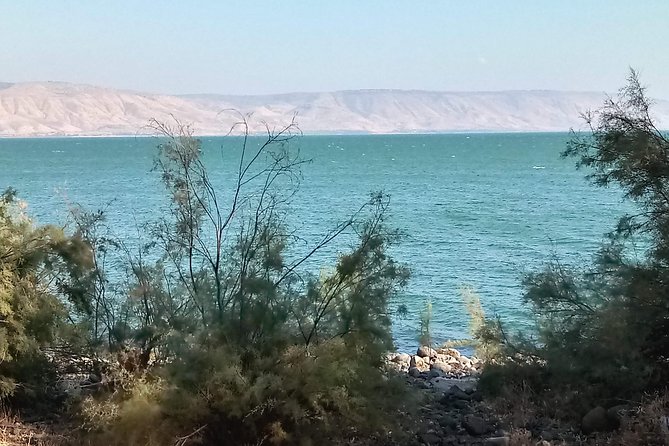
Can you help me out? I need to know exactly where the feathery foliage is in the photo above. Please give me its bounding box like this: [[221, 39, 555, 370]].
[[73, 118, 411, 445], [477, 70, 669, 414], [0, 188, 94, 402]]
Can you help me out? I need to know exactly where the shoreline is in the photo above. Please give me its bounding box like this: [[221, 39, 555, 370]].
[[386, 345, 482, 388], [0, 130, 578, 140]]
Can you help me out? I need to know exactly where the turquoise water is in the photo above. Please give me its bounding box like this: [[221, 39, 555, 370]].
[[0, 133, 629, 351]]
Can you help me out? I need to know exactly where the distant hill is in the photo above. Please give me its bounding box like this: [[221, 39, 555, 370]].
[[1, 82, 668, 137]]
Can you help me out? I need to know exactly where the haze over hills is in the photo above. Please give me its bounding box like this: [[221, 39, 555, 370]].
[[1, 81, 668, 137]]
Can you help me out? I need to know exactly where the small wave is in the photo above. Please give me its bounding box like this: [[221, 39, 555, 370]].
[[532, 166, 546, 169], [51, 150, 64, 153]]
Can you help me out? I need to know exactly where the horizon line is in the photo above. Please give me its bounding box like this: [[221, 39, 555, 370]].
[[0, 79, 622, 99]]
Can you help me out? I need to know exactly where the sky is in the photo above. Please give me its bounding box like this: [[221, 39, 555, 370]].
[[1, 1, 668, 98]]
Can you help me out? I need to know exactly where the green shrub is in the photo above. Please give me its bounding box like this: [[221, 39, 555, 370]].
[[73, 119, 411, 444], [163, 340, 405, 443], [0, 189, 94, 405], [476, 70, 669, 418], [79, 375, 173, 446]]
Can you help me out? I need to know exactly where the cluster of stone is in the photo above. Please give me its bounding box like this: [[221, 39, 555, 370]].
[[386, 345, 483, 380]]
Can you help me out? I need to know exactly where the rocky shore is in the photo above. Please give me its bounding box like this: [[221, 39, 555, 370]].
[[384, 346, 502, 445], [2, 345, 635, 446], [384, 346, 570, 446], [386, 346, 482, 381]]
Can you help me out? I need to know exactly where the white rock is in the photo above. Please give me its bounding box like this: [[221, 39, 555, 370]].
[[458, 356, 472, 367], [431, 361, 453, 374], [410, 355, 430, 372], [417, 345, 437, 358], [393, 353, 411, 364], [438, 347, 461, 358]]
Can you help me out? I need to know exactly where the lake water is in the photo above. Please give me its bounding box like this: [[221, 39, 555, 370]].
[[0, 133, 629, 351]]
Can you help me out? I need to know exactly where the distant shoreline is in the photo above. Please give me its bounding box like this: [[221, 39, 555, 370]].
[[0, 129, 580, 139], [7, 82, 668, 139]]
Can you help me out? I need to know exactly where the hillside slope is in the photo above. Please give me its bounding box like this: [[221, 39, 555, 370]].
[[1, 82, 668, 136]]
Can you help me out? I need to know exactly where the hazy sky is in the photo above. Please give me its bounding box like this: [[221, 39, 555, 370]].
[[2, 1, 668, 97]]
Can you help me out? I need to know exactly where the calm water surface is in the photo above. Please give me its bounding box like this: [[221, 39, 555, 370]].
[[0, 133, 629, 351]]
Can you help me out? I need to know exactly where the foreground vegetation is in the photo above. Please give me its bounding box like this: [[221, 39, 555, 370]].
[[1, 118, 413, 445], [2, 71, 669, 445], [475, 70, 669, 443]]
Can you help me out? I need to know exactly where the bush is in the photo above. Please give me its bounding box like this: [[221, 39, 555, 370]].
[[72, 118, 411, 444], [476, 70, 669, 419], [161, 340, 405, 443], [82, 341, 410, 445], [0, 188, 94, 406]]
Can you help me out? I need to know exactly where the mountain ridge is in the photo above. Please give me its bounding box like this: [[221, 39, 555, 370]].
[[1, 81, 668, 137]]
